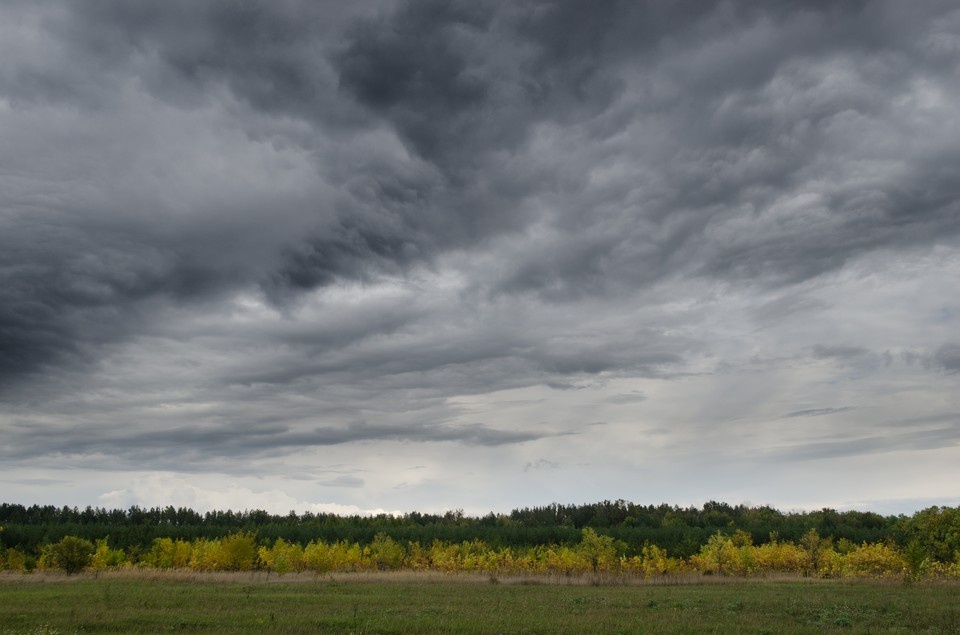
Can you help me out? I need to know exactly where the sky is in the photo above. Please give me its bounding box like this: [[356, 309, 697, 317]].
[[1, 0, 959, 518]]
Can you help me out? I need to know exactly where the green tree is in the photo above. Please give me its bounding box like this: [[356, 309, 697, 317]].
[[43, 536, 95, 574], [904, 539, 929, 580], [904, 506, 960, 563]]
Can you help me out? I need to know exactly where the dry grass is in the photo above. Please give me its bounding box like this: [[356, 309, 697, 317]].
[[0, 567, 896, 587]]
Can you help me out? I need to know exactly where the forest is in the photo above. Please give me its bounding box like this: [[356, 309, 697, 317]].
[[1, 500, 958, 579]]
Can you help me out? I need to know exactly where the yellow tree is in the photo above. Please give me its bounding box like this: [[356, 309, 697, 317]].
[[259, 538, 304, 576], [91, 538, 127, 570], [577, 528, 621, 573], [218, 532, 257, 571], [691, 532, 736, 576], [189, 538, 223, 571], [367, 533, 405, 570]]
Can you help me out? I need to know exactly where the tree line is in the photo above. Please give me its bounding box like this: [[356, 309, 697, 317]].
[[1, 500, 958, 576]]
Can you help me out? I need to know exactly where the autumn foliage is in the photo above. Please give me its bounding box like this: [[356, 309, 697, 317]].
[[2, 502, 959, 580]]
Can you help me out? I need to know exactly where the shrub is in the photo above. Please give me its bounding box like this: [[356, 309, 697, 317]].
[[42, 536, 95, 574]]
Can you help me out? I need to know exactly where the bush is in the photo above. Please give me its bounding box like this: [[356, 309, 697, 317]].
[[42, 536, 95, 574]]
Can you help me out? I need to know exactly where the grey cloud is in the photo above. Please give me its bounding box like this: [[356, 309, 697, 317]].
[[336, 1, 494, 162], [606, 392, 647, 404], [933, 343, 960, 374], [752, 293, 828, 326], [895, 345, 960, 373], [784, 407, 853, 418], [40, 2, 369, 116], [811, 346, 870, 360], [523, 459, 560, 472], [309, 421, 552, 447], [317, 475, 365, 488], [769, 423, 960, 461], [0, 420, 551, 469], [544, 381, 582, 391], [0, 219, 247, 386], [6, 0, 960, 348], [900, 350, 925, 366], [3, 0, 960, 481], [4, 478, 72, 486], [502, 2, 959, 294], [1, 1, 428, 385], [215, 310, 693, 398]]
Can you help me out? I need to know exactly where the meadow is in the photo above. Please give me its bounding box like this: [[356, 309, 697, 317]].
[[1, 571, 959, 634]]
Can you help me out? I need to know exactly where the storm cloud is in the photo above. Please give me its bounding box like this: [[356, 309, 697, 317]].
[[1, 0, 958, 515]]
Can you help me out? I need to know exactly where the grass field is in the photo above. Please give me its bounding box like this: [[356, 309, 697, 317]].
[[1, 571, 959, 634]]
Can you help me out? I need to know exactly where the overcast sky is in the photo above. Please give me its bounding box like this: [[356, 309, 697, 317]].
[[2, 0, 959, 518]]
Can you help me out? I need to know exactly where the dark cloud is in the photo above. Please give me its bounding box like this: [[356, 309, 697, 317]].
[[933, 343, 960, 374], [895, 344, 960, 374], [336, 1, 494, 161], [6, 0, 960, 351], [0, 416, 554, 469], [2, 0, 959, 497]]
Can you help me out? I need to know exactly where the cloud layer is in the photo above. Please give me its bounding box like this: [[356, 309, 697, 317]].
[[1, 0, 958, 515]]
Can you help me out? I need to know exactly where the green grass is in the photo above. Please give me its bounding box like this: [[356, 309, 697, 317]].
[[1, 572, 958, 634]]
